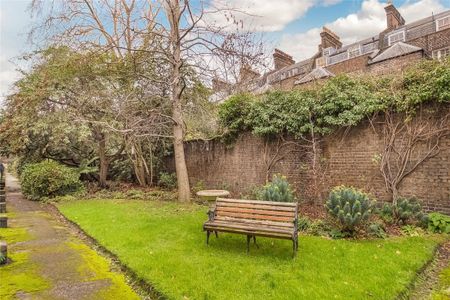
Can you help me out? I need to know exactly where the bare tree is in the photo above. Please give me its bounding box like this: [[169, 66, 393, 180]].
[[377, 105, 450, 204]]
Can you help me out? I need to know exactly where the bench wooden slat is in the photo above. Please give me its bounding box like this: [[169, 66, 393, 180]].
[[214, 216, 294, 228], [205, 221, 293, 235], [217, 198, 297, 207], [216, 211, 294, 222], [216, 202, 297, 212], [215, 206, 296, 217]]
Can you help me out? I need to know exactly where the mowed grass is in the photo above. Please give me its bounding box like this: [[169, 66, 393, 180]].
[[58, 199, 444, 300]]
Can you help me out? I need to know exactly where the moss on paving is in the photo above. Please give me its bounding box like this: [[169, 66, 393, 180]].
[[59, 199, 447, 300], [0, 227, 30, 244], [68, 242, 140, 300], [0, 227, 50, 299], [0, 206, 140, 299]]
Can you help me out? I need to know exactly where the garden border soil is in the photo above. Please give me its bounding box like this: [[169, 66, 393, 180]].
[[47, 202, 167, 300]]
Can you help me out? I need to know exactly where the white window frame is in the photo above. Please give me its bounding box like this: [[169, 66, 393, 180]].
[[388, 30, 405, 46], [323, 47, 336, 57], [432, 47, 450, 60], [348, 45, 361, 58], [436, 16, 450, 31]]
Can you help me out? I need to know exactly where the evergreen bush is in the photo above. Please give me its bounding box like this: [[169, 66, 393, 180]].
[[158, 172, 177, 190], [20, 160, 84, 200]]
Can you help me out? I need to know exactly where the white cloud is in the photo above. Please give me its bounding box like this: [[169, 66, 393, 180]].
[[208, 0, 341, 32], [279, 0, 448, 61], [0, 0, 33, 104]]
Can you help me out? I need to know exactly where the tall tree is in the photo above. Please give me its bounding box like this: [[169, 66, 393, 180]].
[[31, 0, 266, 200]]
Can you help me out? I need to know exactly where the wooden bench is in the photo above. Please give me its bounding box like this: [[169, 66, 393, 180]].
[[203, 198, 299, 256]]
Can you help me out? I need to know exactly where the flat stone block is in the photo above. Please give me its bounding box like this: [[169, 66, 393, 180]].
[[0, 203, 5, 213], [0, 216, 7, 228], [0, 241, 7, 265]]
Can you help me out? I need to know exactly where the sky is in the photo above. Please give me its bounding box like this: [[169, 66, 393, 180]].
[[1, 0, 450, 103]]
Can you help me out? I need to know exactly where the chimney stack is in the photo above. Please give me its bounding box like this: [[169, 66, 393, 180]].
[[239, 64, 260, 83], [384, 3, 405, 30], [320, 27, 342, 52], [273, 49, 295, 70]]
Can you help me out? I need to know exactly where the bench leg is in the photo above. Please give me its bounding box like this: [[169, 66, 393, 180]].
[[206, 231, 211, 245], [214, 231, 218, 238], [253, 236, 259, 248], [293, 238, 298, 257], [246, 235, 251, 254]]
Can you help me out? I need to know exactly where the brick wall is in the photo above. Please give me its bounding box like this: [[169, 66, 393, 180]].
[[368, 51, 424, 75], [409, 28, 450, 56], [326, 54, 370, 75], [169, 109, 450, 214]]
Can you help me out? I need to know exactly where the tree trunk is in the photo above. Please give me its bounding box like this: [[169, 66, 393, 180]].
[[98, 138, 109, 188], [173, 108, 190, 202], [167, 0, 190, 202]]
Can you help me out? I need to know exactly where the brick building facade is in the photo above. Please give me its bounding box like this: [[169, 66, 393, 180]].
[[234, 4, 450, 94]]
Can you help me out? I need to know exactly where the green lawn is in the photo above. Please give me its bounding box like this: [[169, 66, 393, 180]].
[[58, 199, 444, 300]]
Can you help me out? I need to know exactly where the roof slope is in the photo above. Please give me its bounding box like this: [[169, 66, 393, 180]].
[[369, 42, 422, 64], [295, 67, 334, 85]]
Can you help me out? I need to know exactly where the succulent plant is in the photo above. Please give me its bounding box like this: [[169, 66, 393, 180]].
[[325, 186, 373, 233], [380, 197, 424, 225], [259, 174, 295, 202]]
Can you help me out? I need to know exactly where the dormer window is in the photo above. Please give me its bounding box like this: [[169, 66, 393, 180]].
[[388, 30, 405, 46], [348, 45, 361, 58], [323, 47, 336, 57], [436, 16, 450, 31]]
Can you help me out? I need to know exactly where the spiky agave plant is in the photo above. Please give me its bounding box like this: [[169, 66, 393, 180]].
[[325, 186, 373, 233]]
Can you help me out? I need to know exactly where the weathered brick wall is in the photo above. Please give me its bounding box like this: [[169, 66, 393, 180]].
[[368, 51, 424, 75], [409, 28, 450, 56], [326, 54, 370, 75], [170, 111, 450, 214]]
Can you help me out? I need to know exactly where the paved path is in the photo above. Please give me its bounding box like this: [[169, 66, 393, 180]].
[[0, 173, 140, 299]]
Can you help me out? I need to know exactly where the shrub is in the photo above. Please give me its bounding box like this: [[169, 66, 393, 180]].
[[20, 160, 84, 200], [297, 216, 312, 231], [306, 220, 333, 237], [191, 180, 205, 195], [401, 225, 425, 237], [381, 197, 424, 225], [158, 172, 177, 190], [126, 189, 147, 200], [258, 174, 295, 202], [368, 223, 387, 239], [427, 213, 450, 234], [325, 186, 373, 233]]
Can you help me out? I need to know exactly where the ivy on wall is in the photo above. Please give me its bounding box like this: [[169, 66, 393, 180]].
[[218, 58, 450, 141]]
